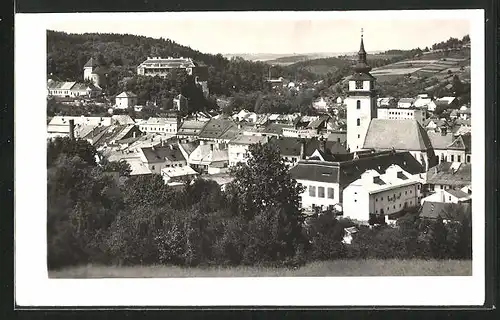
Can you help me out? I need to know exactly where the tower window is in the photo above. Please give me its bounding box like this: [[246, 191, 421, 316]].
[[355, 81, 363, 89], [356, 100, 361, 109], [357, 118, 360, 126]]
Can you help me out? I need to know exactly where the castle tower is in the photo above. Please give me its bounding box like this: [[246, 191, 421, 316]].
[[83, 57, 103, 88], [345, 29, 378, 152]]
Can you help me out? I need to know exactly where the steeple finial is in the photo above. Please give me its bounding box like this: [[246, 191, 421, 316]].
[[361, 28, 364, 38], [354, 28, 371, 74]]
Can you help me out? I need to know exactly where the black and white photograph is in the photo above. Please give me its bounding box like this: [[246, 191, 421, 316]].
[[14, 10, 486, 306]]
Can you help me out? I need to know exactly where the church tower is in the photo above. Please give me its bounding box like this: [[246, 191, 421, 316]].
[[345, 30, 377, 152]]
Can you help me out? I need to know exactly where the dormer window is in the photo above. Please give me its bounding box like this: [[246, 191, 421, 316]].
[[355, 81, 363, 89]]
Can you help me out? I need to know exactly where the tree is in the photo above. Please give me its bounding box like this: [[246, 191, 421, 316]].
[[47, 137, 98, 167], [100, 158, 132, 177], [428, 217, 449, 259], [121, 174, 175, 209], [226, 143, 307, 259]]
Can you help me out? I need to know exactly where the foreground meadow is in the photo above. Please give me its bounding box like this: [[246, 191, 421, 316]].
[[49, 259, 472, 278]]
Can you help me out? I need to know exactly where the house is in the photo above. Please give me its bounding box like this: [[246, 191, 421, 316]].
[[173, 94, 188, 112], [420, 188, 471, 205], [112, 115, 136, 125], [188, 143, 229, 174], [268, 136, 348, 167], [312, 97, 329, 111], [47, 80, 101, 98], [78, 124, 143, 149], [83, 57, 107, 88], [138, 143, 187, 174], [115, 91, 138, 109], [197, 118, 239, 144], [327, 130, 348, 145], [228, 134, 268, 167], [426, 101, 438, 112], [435, 97, 459, 110], [376, 108, 426, 125], [342, 165, 423, 225], [419, 201, 471, 223], [363, 119, 437, 170], [397, 98, 415, 109], [457, 107, 471, 120], [377, 97, 396, 108], [176, 120, 209, 141], [232, 109, 251, 122], [289, 150, 425, 213], [413, 96, 433, 109], [428, 131, 471, 164], [137, 56, 195, 76], [425, 162, 471, 193], [47, 116, 113, 139], [139, 115, 180, 135], [161, 165, 199, 185]]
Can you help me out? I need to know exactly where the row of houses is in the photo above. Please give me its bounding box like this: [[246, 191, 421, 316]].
[[377, 94, 462, 112]]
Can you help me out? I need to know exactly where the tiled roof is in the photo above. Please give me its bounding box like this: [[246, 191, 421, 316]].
[[143, 117, 178, 126], [161, 165, 199, 178], [268, 136, 348, 158], [398, 98, 415, 104], [229, 134, 268, 145], [290, 151, 424, 186], [138, 57, 196, 68], [177, 121, 207, 137], [189, 145, 229, 165], [420, 202, 471, 220], [426, 162, 471, 187], [112, 115, 136, 125], [198, 118, 237, 140], [446, 188, 470, 199], [141, 144, 186, 163], [116, 91, 137, 98], [427, 131, 455, 150], [363, 119, 433, 151], [84, 58, 97, 68]]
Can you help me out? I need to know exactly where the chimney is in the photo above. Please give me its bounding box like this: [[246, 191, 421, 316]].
[[441, 126, 447, 136], [210, 144, 214, 151], [300, 139, 306, 160], [69, 119, 75, 140], [319, 137, 326, 153]]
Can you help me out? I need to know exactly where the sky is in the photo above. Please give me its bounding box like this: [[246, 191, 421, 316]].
[[48, 12, 470, 55]]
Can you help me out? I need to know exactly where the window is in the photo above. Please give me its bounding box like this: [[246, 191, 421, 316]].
[[457, 155, 461, 162], [356, 100, 361, 109], [337, 138, 341, 142], [399, 204, 402, 208], [451, 155, 455, 162], [152, 165, 155, 170], [354, 199, 357, 202], [417, 184, 421, 190], [355, 81, 363, 89], [375, 197, 378, 202], [467, 155, 471, 162], [357, 118, 360, 126], [318, 187, 325, 198], [309, 186, 316, 197], [327, 188, 334, 199], [405, 191, 407, 195], [449, 196, 452, 201], [410, 190, 412, 194], [375, 210, 378, 213], [440, 185, 443, 189], [357, 134, 360, 138], [393, 205, 396, 209]]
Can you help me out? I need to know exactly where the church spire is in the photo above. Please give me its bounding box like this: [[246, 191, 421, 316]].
[[354, 28, 371, 74]]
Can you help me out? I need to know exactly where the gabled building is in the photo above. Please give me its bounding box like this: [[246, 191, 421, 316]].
[[176, 120, 209, 141], [228, 134, 268, 167], [138, 143, 187, 174], [376, 107, 426, 125], [343, 165, 423, 224], [289, 150, 425, 213], [420, 188, 471, 205], [397, 98, 415, 109], [188, 143, 229, 174], [83, 57, 107, 88], [115, 91, 138, 109], [428, 131, 471, 164], [419, 201, 471, 223], [425, 162, 471, 193], [198, 118, 239, 144], [139, 115, 180, 135], [363, 119, 437, 170]]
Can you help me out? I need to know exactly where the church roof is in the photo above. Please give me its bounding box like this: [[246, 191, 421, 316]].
[[84, 57, 97, 68], [363, 119, 433, 151]]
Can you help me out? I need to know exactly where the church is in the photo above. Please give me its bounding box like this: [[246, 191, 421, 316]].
[[344, 31, 437, 171]]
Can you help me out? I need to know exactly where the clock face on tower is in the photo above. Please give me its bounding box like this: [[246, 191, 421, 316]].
[[355, 81, 363, 90]]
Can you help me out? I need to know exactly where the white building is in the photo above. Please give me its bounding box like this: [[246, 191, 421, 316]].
[[397, 98, 415, 109], [377, 108, 426, 125], [342, 165, 422, 224], [115, 91, 138, 109], [161, 165, 199, 184], [345, 34, 377, 152], [420, 188, 471, 205], [139, 116, 180, 135], [228, 135, 267, 167]]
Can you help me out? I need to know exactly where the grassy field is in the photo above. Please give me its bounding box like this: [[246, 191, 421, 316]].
[[49, 259, 472, 278]]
